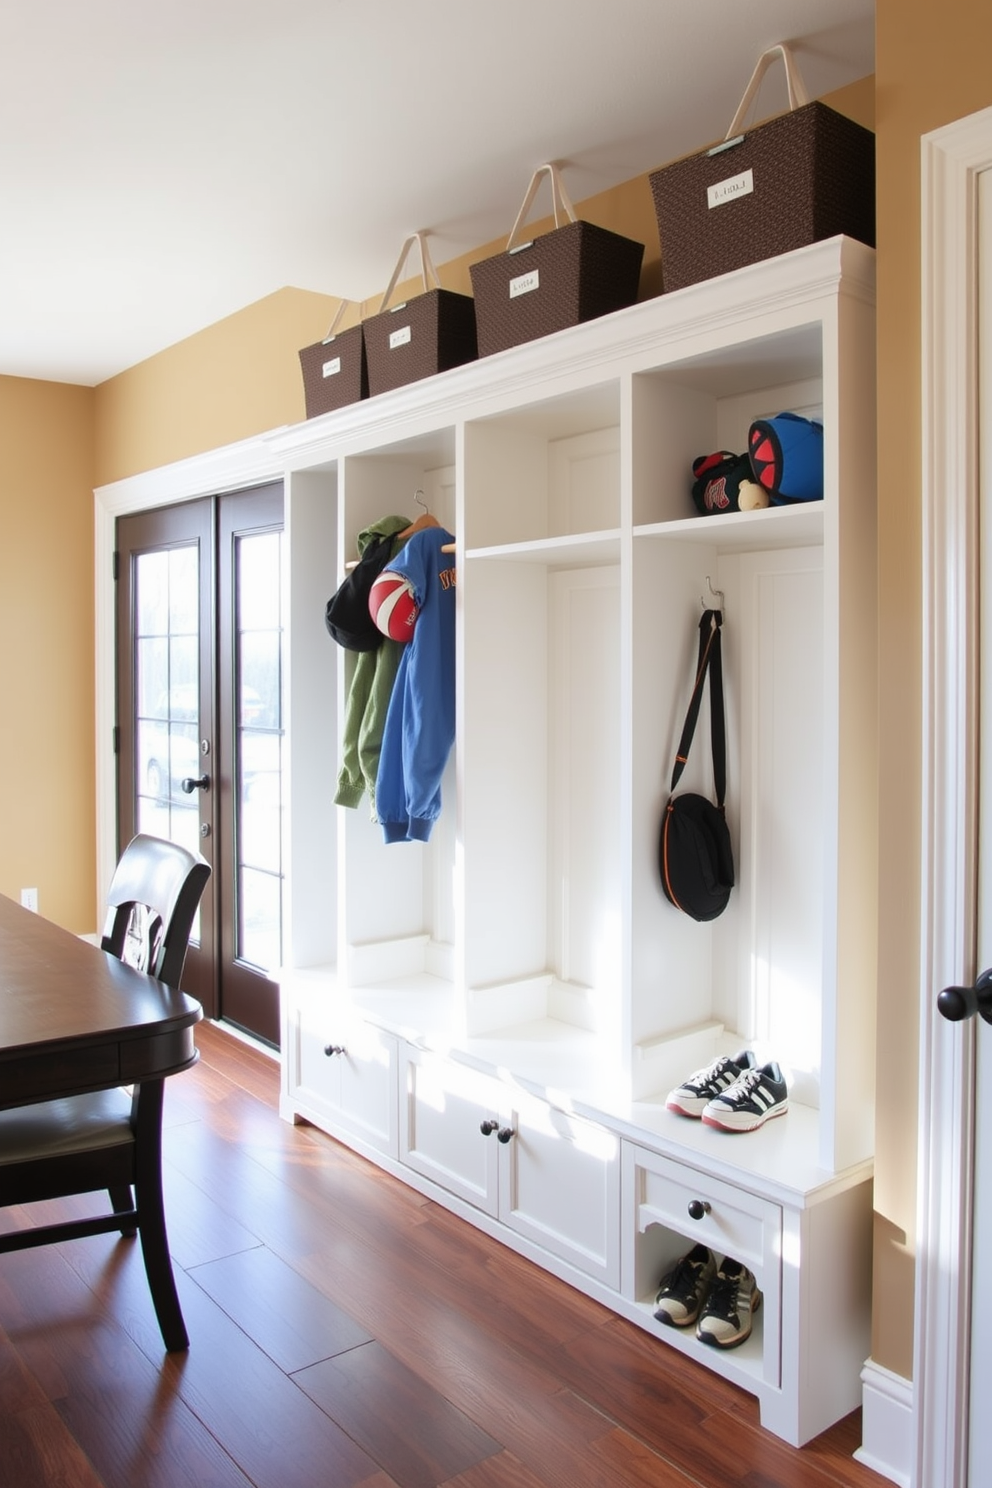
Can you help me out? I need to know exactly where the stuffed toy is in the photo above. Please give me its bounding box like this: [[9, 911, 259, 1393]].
[[748, 412, 824, 504], [691, 450, 769, 516]]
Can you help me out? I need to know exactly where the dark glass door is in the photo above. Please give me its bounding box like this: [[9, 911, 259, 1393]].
[[116, 484, 285, 1044]]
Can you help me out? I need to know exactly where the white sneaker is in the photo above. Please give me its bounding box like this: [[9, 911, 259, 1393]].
[[666, 1049, 757, 1118], [701, 1061, 789, 1132]]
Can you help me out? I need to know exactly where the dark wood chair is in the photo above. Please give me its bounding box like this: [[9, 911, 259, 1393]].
[[0, 834, 210, 1350]]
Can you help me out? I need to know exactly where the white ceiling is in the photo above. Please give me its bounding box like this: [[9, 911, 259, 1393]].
[[0, 0, 874, 387]]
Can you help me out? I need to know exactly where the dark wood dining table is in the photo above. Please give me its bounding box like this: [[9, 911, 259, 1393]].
[[0, 892, 202, 1111]]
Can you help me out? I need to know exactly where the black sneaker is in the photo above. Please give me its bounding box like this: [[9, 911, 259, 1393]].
[[652, 1243, 716, 1327], [666, 1049, 757, 1118], [696, 1258, 761, 1348], [701, 1061, 789, 1132]]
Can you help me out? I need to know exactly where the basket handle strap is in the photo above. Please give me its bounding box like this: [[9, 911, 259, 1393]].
[[725, 43, 811, 140], [670, 609, 726, 807], [321, 298, 355, 343], [506, 163, 577, 253], [378, 232, 441, 313]]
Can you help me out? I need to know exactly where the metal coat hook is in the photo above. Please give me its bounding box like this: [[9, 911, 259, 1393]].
[[413, 488, 429, 513], [701, 576, 726, 614]]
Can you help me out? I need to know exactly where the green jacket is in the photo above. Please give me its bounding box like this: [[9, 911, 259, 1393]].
[[334, 514, 410, 815]]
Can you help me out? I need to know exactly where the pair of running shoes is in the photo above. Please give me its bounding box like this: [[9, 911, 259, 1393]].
[[666, 1048, 788, 1131]]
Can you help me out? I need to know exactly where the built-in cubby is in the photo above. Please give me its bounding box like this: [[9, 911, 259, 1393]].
[[269, 235, 877, 1446]]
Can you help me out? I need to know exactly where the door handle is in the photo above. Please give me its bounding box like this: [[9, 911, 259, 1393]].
[[937, 968, 992, 1025], [181, 773, 211, 794]]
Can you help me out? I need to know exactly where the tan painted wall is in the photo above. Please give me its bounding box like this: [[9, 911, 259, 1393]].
[[0, 376, 96, 931], [871, 0, 992, 1382]]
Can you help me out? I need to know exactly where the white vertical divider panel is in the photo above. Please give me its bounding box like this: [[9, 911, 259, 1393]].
[[735, 547, 825, 1105], [462, 419, 551, 548], [461, 554, 549, 1017], [827, 280, 878, 1174], [547, 565, 622, 1041], [618, 372, 636, 1083], [283, 467, 338, 971]]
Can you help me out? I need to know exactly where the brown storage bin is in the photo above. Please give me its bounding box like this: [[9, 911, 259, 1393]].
[[649, 45, 875, 294], [298, 301, 368, 417], [470, 164, 644, 357], [363, 232, 477, 397]]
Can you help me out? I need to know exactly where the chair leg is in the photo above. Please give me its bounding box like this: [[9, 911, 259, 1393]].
[[133, 1080, 189, 1352], [109, 1185, 137, 1236]]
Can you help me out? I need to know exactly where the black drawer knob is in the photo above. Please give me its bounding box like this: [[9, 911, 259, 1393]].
[[497, 1127, 515, 1144], [324, 1044, 346, 1057], [687, 1199, 711, 1221], [480, 1119, 499, 1136]]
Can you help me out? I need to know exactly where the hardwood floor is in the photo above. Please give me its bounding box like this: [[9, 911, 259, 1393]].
[[0, 1022, 891, 1488]]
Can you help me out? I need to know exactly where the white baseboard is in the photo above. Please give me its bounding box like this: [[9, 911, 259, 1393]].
[[856, 1359, 913, 1487]]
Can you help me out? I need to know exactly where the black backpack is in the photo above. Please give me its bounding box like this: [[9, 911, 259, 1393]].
[[325, 532, 398, 652], [658, 609, 735, 922]]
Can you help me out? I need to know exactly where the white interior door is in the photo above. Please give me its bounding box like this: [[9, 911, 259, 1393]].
[[915, 106, 992, 1488], [969, 164, 992, 1485]]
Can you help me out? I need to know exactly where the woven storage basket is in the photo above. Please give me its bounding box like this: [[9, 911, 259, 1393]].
[[298, 301, 368, 417], [363, 232, 477, 397], [470, 164, 644, 357], [649, 45, 875, 294]]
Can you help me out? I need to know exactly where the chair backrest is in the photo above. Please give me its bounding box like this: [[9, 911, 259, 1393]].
[[101, 834, 211, 989]]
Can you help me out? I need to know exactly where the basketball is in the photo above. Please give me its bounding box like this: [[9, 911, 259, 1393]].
[[369, 570, 419, 641]]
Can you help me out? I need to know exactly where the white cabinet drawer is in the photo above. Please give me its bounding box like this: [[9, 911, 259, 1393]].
[[622, 1141, 782, 1388], [630, 1147, 779, 1276]]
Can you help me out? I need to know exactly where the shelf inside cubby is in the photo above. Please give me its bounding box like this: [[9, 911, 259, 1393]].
[[635, 503, 824, 552], [630, 1292, 768, 1389], [465, 530, 621, 566]]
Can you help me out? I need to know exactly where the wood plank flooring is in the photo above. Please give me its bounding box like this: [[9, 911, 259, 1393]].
[[0, 1021, 892, 1488]]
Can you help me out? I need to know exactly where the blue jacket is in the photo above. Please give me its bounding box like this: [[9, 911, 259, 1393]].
[[374, 526, 455, 842]]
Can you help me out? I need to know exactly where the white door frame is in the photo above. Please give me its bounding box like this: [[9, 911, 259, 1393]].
[[915, 104, 992, 1488]]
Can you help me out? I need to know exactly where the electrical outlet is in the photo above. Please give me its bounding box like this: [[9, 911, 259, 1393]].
[[20, 887, 38, 913]]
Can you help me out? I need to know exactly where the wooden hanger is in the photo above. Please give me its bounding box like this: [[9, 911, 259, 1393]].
[[342, 490, 451, 571], [399, 490, 440, 540]]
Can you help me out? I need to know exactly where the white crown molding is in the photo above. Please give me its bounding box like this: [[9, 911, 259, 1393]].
[[95, 430, 283, 515], [914, 102, 992, 1488]]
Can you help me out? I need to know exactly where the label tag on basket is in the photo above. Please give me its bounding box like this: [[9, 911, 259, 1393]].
[[510, 269, 540, 299], [389, 325, 412, 350], [321, 357, 342, 378], [707, 169, 754, 209]]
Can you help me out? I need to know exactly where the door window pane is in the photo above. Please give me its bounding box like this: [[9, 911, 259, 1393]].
[[235, 530, 283, 972], [134, 545, 202, 934]]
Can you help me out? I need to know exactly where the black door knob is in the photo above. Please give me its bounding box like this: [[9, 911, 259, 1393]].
[[181, 773, 210, 794], [480, 1119, 499, 1137], [937, 968, 992, 1025]]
